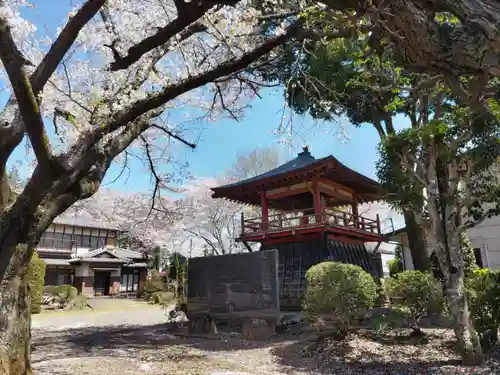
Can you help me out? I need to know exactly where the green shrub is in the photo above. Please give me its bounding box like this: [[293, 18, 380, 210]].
[[466, 268, 500, 350], [140, 271, 167, 300], [44, 284, 78, 306], [385, 270, 444, 330], [461, 232, 479, 277], [303, 261, 378, 332], [150, 291, 175, 306], [27, 252, 46, 314], [70, 294, 89, 310], [387, 259, 403, 277], [368, 308, 409, 331]]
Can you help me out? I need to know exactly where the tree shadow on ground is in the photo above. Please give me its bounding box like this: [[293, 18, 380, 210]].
[[32, 324, 491, 374], [31, 323, 271, 364]]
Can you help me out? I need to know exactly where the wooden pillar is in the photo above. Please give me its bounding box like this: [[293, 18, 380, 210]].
[[321, 196, 327, 223], [300, 215, 308, 227], [352, 195, 359, 228], [313, 181, 322, 224], [260, 190, 268, 231]]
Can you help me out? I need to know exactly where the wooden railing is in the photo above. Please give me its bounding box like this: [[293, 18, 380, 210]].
[[241, 208, 381, 236]]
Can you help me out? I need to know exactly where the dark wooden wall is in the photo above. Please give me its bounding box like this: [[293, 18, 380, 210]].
[[261, 234, 376, 310]]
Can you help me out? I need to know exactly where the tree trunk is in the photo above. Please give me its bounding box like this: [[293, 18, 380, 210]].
[[446, 269, 483, 366], [442, 225, 483, 365], [403, 209, 430, 271], [0, 245, 32, 375]]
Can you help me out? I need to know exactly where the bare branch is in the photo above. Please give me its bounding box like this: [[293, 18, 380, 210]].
[[109, 2, 215, 71], [95, 25, 298, 144], [186, 229, 220, 255], [31, 0, 107, 93], [102, 150, 131, 187], [150, 124, 196, 149]]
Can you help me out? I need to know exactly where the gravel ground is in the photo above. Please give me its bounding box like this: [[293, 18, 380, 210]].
[[31, 309, 499, 375]]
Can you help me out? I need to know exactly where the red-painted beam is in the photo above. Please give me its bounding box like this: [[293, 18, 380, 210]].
[[262, 232, 322, 246], [240, 224, 384, 244]]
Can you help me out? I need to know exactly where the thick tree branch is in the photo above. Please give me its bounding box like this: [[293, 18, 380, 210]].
[[109, 1, 219, 71], [69, 25, 296, 163], [110, 25, 298, 130], [0, 0, 105, 184], [0, 18, 53, 168], [373, 119, 386, 139]]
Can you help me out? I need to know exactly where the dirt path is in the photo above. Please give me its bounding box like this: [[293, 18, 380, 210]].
[[31, 305, 499, 375]]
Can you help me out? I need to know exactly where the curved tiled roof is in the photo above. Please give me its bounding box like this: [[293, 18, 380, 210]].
[[70, 247, 146, 264], [211, 146, 383, 206], [215, 147, 321, 190]]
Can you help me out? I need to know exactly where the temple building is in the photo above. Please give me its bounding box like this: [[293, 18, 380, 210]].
[[211, 147, 386, 310]]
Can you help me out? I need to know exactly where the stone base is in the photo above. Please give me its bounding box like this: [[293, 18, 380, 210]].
[[188, 316, 218, 335], [241, 318, 275, 341]]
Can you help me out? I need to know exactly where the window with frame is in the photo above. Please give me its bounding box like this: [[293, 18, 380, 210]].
[[120, 269, 140, 292]]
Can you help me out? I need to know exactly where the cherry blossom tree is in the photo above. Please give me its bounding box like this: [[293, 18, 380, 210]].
[[173, 147, 281, 255], [0, 0, 498, 371], [56, 148, 281, 262], [174, 177, 250, 255], [64, 188, 177, 250], [0, 0, 307, 371]]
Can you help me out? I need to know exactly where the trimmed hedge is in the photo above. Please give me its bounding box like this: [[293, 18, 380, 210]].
[[303, 261, 378, 331], [27, 252, 46, 314]]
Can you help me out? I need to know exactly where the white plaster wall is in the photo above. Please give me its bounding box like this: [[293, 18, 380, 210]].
[[366, 241, 396, 277], [381, 252, 395, 276], [111, 268, 121, 277], [467, 216, 500, 269], [75, 263, 92, 277]]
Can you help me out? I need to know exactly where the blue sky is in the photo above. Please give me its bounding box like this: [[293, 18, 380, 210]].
[[8, 1, 409, 195]]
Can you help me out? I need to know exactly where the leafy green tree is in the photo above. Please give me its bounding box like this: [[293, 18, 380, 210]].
[[168, 252, 188, 299], [377, 93, 500, 364], [261, 35, 430, 270], [385, 270, 444, 333], [466, 269, 500, 350], [258, 14, 500, 361], [461, 232, 479, 277]]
